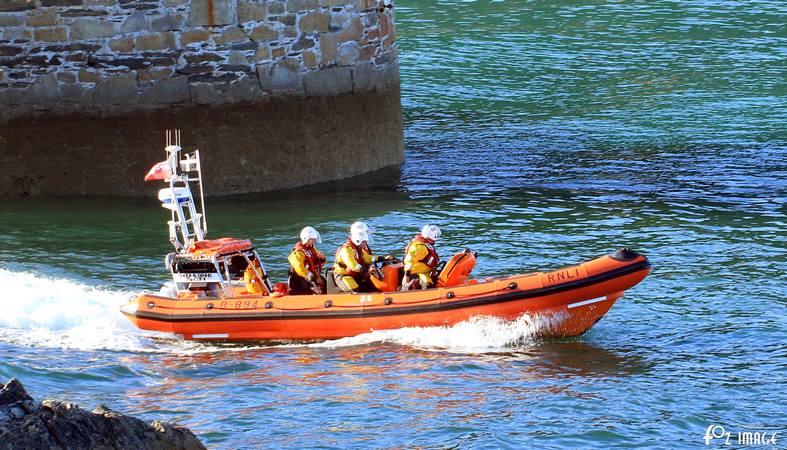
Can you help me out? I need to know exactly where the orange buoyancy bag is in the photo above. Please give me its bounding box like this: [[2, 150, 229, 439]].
[[437, 250, 477, 288]]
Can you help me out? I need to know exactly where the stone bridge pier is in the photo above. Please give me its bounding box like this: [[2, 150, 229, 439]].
[[0, 0, 403, 196]]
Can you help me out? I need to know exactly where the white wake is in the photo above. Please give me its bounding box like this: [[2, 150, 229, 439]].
[[0, 269, 563, 354], [310, 313, 566, 352]]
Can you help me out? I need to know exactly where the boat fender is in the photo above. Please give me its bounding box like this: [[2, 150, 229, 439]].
[[384, 297, 393, 305], [446, 291, 455, 299], [264, 301, 273, 309], [508, 282, 518, 290], [324, 300, 333, 308]]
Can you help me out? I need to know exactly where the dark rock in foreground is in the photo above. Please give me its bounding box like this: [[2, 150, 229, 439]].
[[0, 378, 205, 450]]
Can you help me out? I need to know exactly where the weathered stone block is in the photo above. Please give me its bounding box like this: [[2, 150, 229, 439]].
[[96, 56, 149, 70], [84, 0, 116, 5], [189, 0, 236, 27], [26, 10, 58, 27], [60, 9, 109, 18], [291, 35, 314, 51], [138, 67, 174, 81], [374, 47, 393, 65], [227, 74, 262, 101], [94, 73, 137, 105], [26, 73, 59, 104], [33, 27, 68, 42], [302, 50, 317, 68], [40, 0, 83, 6], [57, 70, 78, 83], [109, 36, 134, 52], [338, 16, 361, 42], [228, 50, 247, 64], [120, 12, 147, 34], [181, 29, 212, 45], [257, 59, 302, 94], [140, 76, 189, 104], [0, 15, 24, 27], [319, 32, 337, 65], [320, 0, 348, 6], [249, 24, 277, 42], [351, 60, 381, 93], [135, 32, 176, 51], [230, 41, 256, 50], [330, 11, 350, 29], [151, 14, 183, 32], [251, 44, 270, 62], [1, 27, 33, 41], [268, 1, 284, 14], [184, 53, 222, 63], [215, 27, 246, 45], [0, 1, 36, 12], [359, 43, 375, 60], [0, 45, 24, 57], [79, 68, 102, 83], [299, 11, 329, 33], [337, 40, 358, 65], [354, 0, 373, 11], [238, 1, 266, 23], [71, 19, 114, 40], [303, 66, 351, 96], [190, 82, 225, 104], [279, 14, 295, 26], [163, 0, 188, 6], [271, 46, 285, 58], [61, 82, 86, 102], [287, 0, 318, 12]]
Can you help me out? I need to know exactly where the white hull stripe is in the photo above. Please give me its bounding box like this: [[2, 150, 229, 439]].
[[192, 333, 229, 339], [567, 296, 607, 309]]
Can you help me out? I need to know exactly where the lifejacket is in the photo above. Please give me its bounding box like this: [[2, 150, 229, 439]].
[[333, 239, 370, 276], [404, 235, 439, 272], [290, 242, 325, 278]]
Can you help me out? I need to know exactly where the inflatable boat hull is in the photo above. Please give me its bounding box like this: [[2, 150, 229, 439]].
[[120, 251, 651, 342]]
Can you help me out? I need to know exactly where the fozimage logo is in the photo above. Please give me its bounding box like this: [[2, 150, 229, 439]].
[[703, 424, 779, 446]]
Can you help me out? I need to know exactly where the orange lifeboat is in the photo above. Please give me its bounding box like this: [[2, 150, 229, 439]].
[[123, 135, 652, 342], [120, 247, 651, 342]]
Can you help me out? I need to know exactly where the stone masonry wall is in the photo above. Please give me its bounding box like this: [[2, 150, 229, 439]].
[[0, 0, 402, 196], [0, 0, 398, 116]]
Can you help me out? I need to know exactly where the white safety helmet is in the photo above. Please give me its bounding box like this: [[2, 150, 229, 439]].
[[351, 221, 374, 244], [300, 226, 321, 244], [350, 229, 370, 246], [421, 224, 441, 241]]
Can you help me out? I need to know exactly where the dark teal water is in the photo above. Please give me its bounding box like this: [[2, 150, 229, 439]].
[[1, 1, 786, 448]]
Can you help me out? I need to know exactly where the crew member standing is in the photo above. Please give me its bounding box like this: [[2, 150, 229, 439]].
[[402, 224, 441, 290], [288, 226, 327, 294]]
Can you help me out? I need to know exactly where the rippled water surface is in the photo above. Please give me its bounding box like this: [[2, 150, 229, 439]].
[[1, 1, 786, 448]]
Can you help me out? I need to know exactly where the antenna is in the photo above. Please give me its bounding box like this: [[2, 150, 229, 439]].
[[156, 129, 209, 252]]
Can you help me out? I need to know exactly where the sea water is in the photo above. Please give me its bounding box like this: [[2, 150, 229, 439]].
[[1, 0, 785, 448]]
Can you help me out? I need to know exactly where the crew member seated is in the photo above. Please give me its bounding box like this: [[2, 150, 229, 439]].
[[243, 258, 268, 295], [288, 226, 327, 294], [333, 223, 383, 294], [402, 224, 441, 290]]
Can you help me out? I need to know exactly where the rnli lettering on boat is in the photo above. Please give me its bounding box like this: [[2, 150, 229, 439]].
[[542, 266, 587, 287], [173, 273, 223, 283]]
